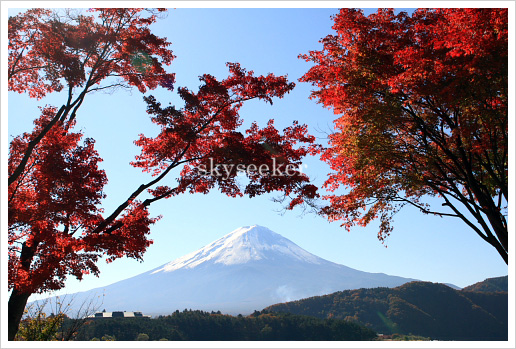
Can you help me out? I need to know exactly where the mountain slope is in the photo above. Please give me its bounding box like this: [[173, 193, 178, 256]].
[[42, 225, 415, 316], [264, 281, 508, 340]]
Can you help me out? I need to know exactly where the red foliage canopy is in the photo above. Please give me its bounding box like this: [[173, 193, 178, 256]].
[[8, 8, 174, 99], [9, 109, 108, 292], [301, 8, 508, 262]]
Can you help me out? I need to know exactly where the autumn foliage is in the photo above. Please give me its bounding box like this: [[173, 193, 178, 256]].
[[9, 110, 107, 292], [8, 8, 174, 99], [132, 63, 319, 205], [8, 8, 318, 340], [301, 9, 508, 262]]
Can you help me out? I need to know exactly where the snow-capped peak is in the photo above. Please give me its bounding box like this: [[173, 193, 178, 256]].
[[152, 225, 323, 273]]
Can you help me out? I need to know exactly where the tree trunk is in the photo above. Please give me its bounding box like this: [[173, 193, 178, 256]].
[[8, 289, 31, 341], [9, 240, 38, 340]]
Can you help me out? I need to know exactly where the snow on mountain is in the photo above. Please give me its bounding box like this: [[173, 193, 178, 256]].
[[39, 225, 416, 316], [152, 225, 322, 272]]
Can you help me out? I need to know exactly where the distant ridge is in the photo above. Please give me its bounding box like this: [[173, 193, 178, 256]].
[[462, 275, 508, 293], [443, 283, 461, 290]]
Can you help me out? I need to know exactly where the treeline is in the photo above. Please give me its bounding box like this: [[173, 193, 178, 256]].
[[69, 310, 377, 341], [462, 275, 508, 293], [265, 279, 508, 341]]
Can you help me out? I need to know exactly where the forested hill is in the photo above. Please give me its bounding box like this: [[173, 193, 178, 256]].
[[462, 276, 508, 293], [264, 281, 508, 341]]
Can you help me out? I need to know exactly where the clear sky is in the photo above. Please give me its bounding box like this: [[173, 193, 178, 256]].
[[4, 5, 510, 303]]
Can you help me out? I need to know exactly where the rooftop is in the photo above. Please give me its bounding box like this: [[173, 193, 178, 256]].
[[88, 311, 150, 319]]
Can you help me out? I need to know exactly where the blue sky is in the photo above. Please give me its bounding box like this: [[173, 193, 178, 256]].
[[4, 6, 510, 302]]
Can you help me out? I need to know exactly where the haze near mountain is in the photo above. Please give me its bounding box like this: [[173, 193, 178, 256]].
[[48, 225, 416, 315]]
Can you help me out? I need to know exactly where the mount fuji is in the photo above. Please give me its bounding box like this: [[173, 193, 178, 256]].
[[47, 225, 416, 315]]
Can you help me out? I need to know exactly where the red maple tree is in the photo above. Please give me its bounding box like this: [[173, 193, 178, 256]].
[[8, 8, 175, 186], [8, 8, 318, 340], [300, 9, 508, 263]]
